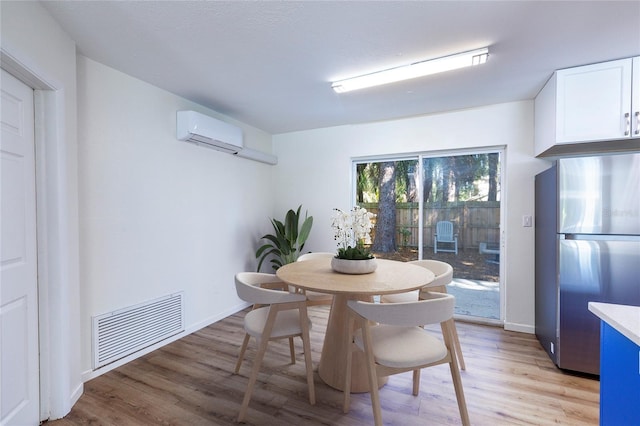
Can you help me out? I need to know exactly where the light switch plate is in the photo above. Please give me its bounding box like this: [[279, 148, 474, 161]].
[[522, 215, 533, 227]]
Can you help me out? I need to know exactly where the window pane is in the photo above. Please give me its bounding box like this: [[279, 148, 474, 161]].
[[355, 159, 420, 261]]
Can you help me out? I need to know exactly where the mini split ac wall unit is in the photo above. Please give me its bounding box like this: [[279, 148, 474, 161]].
[[176, 110, 277, 165]]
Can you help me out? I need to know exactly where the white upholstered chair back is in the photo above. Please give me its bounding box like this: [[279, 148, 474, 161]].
[[347, 292, 454, 327], [235, 272, 305, 305], [407, 259, 453, 291], [297, 252, 335, 261]]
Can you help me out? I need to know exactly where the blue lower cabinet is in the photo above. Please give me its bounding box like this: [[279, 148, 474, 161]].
[[599, 322, 640, 425]]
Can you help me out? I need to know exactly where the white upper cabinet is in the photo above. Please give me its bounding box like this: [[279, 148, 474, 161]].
[[557, 58, 633, 142], [535, 57, 640, 157]]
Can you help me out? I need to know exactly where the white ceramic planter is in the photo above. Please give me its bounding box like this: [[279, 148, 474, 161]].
[[330, 257, 377, 274]]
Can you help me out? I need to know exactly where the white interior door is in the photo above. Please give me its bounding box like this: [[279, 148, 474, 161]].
[[1, 69, 39, 425]]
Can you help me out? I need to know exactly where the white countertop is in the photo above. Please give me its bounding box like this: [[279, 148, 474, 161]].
[[588, 302, 640, 346]]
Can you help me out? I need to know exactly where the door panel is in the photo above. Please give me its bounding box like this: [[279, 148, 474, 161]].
[[1, 69, 39, 425], [558, 239, 640, 374], [559, 154, 640, 235]]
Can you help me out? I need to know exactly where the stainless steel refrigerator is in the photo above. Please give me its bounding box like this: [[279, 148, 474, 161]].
[[535, 153, 640, 375]]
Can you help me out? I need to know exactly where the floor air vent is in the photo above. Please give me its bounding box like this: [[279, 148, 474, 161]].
[[92, 292, 184, 369]]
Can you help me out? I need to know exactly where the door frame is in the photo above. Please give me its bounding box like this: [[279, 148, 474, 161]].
[[1, 48, 81, 421]]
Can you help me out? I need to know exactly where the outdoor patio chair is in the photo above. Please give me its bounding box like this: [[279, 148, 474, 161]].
[[234, 272, 315, 422], [343, 293, 470, 426], [380, 259, 465, 370], [296, 252, 335, 306], [434, 220, 458, 254]]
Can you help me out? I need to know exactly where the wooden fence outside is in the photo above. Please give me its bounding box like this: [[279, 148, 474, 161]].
[[360, 201, 500, 251]]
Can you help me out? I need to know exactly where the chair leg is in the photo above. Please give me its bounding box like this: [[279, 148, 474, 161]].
[[449, 320, 466, 370], [443, 320, 470, 426], [449, 356, 470, 426], [368, 369, 383, 426], [412, 369, 420, 396], [299, 305, 316, 405], [238, 308, 280, 423], [237, 334, 270, 423], [288, 337, 296, 364], [235, 333, 251, 374], [361, 322, 383, 426]]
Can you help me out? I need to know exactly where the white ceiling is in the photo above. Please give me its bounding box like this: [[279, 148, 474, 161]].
[[42, 1, 640, 134]]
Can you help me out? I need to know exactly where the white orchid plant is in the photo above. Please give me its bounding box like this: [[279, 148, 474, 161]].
[[331, 207, 376, 260]]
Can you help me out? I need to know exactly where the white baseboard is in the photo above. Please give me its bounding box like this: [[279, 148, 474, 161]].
[[81, 301, 251, 382], [186, 301, 251, 335], [504, 321, 535, 334], [69, 382, 84, 411]]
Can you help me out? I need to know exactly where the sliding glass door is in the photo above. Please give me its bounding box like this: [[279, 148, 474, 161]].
[[353, 149, 502, 321]]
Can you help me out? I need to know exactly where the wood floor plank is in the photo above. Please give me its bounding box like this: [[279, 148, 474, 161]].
[[47, 306, 599, 425]]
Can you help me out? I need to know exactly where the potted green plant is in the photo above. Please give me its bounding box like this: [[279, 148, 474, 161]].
[[330, 207, 377, 274], [255, 205, 313, 271]]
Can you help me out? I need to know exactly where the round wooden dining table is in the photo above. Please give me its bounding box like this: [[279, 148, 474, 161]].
[[276, 257, 434, 392]]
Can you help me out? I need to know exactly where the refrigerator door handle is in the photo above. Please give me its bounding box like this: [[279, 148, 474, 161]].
[[561, 234, 640, 242]]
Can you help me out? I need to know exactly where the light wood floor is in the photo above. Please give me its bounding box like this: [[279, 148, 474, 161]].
[[48, 306, 599, 425]]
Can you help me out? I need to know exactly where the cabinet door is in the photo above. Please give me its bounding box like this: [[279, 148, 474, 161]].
[[556, 58, 632, 143], [599, 322, 640, 425], [632, 57, 640, 138]]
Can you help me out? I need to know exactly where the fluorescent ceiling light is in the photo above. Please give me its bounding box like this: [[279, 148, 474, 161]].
[[331, 47, 489, 93]]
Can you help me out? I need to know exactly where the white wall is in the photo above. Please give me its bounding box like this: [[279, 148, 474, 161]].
[[1, 0, 82, 419], [76, 56, 276, 376], [273, 101, 551, 332]]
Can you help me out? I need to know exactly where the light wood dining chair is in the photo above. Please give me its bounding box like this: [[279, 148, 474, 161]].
[[296, 252, 335, 306], [234, 272, 315, 422], [343, 293, 470, 426], [380, 259, 465, 370]]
